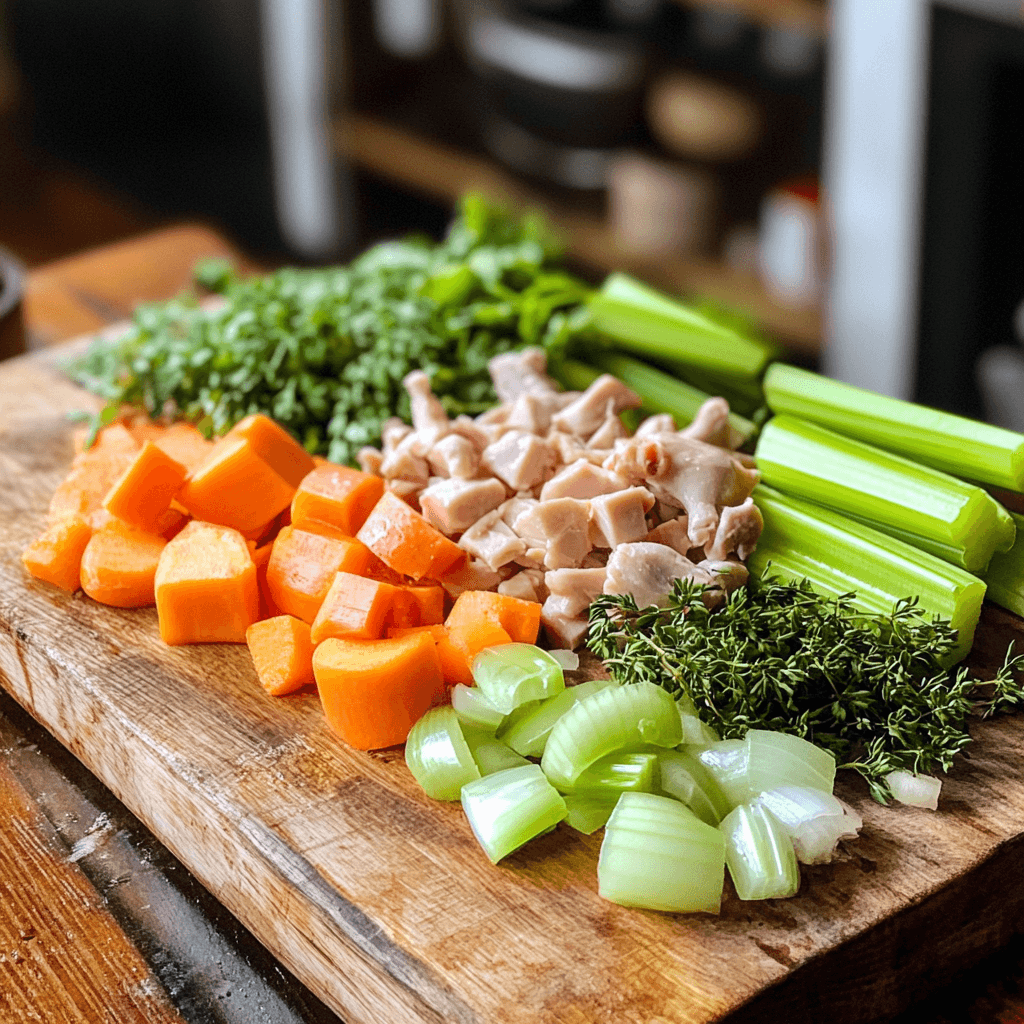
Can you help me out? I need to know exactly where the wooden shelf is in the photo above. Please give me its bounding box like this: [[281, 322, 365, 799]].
[[336, 113, 822, 356], [671, 0, 828, 38]]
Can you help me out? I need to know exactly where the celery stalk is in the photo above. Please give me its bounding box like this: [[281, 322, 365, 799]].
[[563, 794, 618, 834], [451, 683, 505, 732], [472, 644, 564, 714], [598, 792, 726, 913], [558, 751, 660, 796], [405, 707, 480, 800], [985, 511, 1024, 618], [755, 415, 1012, 554], [748, 485, 987, 657], [499, 678, 618, 758], [460, 765, 567, 864], [588, 273, 773, 380], [720, 802, 800, 900], [464, 732, 531, 776], [764, 363, 1024, 492], [658, 750, 731, 826], [557, 359, 601, 393]]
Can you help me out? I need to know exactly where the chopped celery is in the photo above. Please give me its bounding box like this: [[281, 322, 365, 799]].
[[558, 751, 660, 796], [720, 802, 800, 901], [563, 793, 619, 834], [500, 678, 618, 758], [541, 682, 683, 790], [755, 786, 862, 865], [588, 273, 772, 380], [460, 764, 567, 864], [405, 706, 480, 800], [985, 511, 1024, 618], [472, 644, 564, 714], [495, 700, 543, 740], [749, 485, 987, 657], [746, 730, 835, 796], [451, 683, 505, 732], [597, 792, 726, 913], [763, 363, 1024, 492], [465, 732, 532, 776], [557, 358, 601, 393], [755, 416, 1012, 556], [658, 750, 731, 826], [696, 740, 751, 810], [590, 351, 755, 442]]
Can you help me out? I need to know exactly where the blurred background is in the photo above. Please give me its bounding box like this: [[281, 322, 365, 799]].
[[0, 0, 1021, 424]]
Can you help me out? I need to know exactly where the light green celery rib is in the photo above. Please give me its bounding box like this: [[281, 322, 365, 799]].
[[985, 511, 1024, 618], [764, 363, 1024, 492], [749, 485, 986, 658], [588, 273, 772, 380], [590, 352, 755, 441], [755, 415, 1005, 549], [557, 359, 601, 393]]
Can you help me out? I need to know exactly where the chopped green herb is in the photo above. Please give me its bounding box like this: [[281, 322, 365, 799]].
[[587, 577, 1024, 803], [65, 194, 590, 465]]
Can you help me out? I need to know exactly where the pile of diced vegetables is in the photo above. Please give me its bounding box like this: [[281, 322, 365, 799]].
[[20, 195, 1024, 916]]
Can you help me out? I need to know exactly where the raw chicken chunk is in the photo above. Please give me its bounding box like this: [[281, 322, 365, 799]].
[[705, 497, 763, 562], [589, 487, 656, 548], [482, 431, 556, 491], [603, 542, 718, 609], [552, 374, 642, 439], [419, 477, 507, 535]]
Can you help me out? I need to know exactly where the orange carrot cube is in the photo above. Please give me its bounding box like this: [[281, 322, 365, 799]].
[[80, 520, 168, 608], [225, 414, 315, 488], [154, 521, 258, 644], [291, 462, 384, 537], [310, 572, 399, 645], [102, 441, 188, 533], [246, 615, 315, 696], [21, 515, 93, 592]]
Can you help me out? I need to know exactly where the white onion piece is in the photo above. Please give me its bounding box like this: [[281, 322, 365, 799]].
[[547, 649, 580, 671], [756, 786, 863, 865], [885, 770, 942, 810]]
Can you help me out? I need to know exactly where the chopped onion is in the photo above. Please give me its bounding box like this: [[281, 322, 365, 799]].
[[472, 643, 565, 714], [451, 683, 505, 732], [405, 706, 480, 800], [720, 802, 800, 901], [745, 730, 836, 795], [658, 750, 731, 827], [755, 786, 862, 865], [461, 764, 567, 864], [885, 770, 942, 810], [547, 649, 580, 671], [563, 793, 618, 835], [541, 682, 683, 791], [501, 679, 619, 758], [598, 792, 726, 913], [559, 751, 659, 796]]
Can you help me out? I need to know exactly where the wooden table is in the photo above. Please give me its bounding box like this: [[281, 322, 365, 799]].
[[2, 226, 1024, 1024]]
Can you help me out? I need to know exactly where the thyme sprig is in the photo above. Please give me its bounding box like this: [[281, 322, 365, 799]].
[[588, 577, 1024, 803]]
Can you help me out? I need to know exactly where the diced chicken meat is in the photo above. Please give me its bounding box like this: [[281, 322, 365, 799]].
[[589, 487, 656, 549], [679, 396, 746, 450], [379, 440, 430, 487], [645, 516, 693, 557], [403, 370, 450, 442], [482, 430, 556, 492], [552, 374, 642, 440], [505, 393, 554, 436], [514, 498, 592, 570], [603, 542, 719, 609], [497, 568, 546, 603], [439, 557, 507, 599], [488, 347, 561, 403], [587, 409, 628, 450], [381, 417, 413, 454], [697, 559, 749, 593], [547, 431, 607, 468], [419, 477, 507, 535], [356, 446, 384, 476], [539, 459, 625, 501], [634, 413, 676, 438], [542, 612, 590, 651], [544, 567, 608, 620], [458, 510, 527, 570], [705, 497, 763, 562], [604, 434, 759, 549], [427, 433, 480, 479]]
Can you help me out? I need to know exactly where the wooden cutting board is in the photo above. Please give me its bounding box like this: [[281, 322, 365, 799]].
[[1, 344, 1023, 1024]]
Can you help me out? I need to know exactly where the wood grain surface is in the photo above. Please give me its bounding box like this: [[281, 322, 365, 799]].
[[1, 345, 1024, 1024]]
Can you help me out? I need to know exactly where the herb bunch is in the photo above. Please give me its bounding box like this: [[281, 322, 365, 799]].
[[588, 577, 1024, 802], [66, 194, 590, 465]]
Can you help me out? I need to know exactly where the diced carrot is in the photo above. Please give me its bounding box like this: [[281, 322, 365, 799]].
[[356, 491, 465, 582], [443, 618, 513, 688], [386, 622, 471, 689], [102, 441, 188, 533], [154, 521, 258, 644], [155, 502, 189, 540], [252, 540, 280, 619], [246, 615, 315, 696], [78, 423, 140, 458], [124, 415, 168, 448], [312, 632, 446, 750], [49, 438, 140, 529], [265, 525, 374, 623], [152, 422, 215, 472], [176, 433, 296, 535], [291, 462, 385, 537], [21, 515, 93, 592], [80, 520, 168, 608], [395, 584, 445, 627], [225, 414, 315, 489], [445, 590, 542, 644], [310, 572, 399, 645]]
